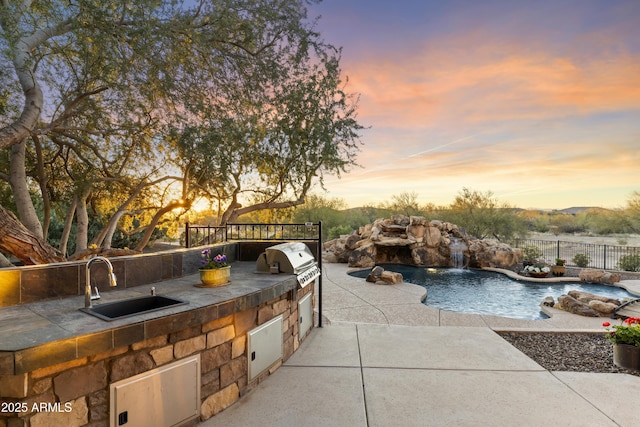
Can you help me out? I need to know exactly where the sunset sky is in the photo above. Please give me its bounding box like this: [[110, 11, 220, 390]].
[[309, 0, 640, 210]]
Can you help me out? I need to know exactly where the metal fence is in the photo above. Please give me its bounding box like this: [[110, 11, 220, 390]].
[[184, 221, 325, 327], [183, 224, 227, 248], [512, 239, 640, 271], [226, 223, 321, 241], [184, 222, 321, 247]]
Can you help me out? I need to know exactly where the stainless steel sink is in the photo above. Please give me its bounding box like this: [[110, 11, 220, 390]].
[[80, 295, 187, 321]]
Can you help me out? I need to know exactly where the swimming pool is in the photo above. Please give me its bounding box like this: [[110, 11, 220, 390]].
[[349, 264, 636, 320]]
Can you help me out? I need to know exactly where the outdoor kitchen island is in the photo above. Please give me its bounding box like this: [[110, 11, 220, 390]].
[[0, 252, 317, 427]]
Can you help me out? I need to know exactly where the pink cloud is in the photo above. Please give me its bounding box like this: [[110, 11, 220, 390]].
[[341, 31, 640, 128]]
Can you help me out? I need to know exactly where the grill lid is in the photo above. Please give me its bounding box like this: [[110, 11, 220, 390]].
[[256, 242, 316, 274]]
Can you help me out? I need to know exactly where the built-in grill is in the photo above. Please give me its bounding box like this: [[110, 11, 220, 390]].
[[256, 242, 321, 288]]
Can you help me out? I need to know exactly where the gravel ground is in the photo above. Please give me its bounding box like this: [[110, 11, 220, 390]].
[[498, 332, 640, 376]]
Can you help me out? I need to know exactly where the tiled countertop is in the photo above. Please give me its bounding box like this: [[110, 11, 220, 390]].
[[0, 262, 297, 375]]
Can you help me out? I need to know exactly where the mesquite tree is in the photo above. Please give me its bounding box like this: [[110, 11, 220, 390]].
[[0, 0, 362, 264]]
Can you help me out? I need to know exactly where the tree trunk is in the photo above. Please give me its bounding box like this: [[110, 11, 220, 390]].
[[33, 135, 51, 240], [74, 190, 91, 255], [223, 197, 306, 224], [101, 210, 128, 249], [134, 200, 189, 252], [0, 205, 65, 264], [59, 196, 78, 257], [10, 141, 44, 238]]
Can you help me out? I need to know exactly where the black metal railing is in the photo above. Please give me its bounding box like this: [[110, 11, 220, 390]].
[[512, 238, 640, 271], [184, 222, 321, 247], [226, 223, 321, 241], [184, 221, 324, 327], [183, 224, 227, 248]]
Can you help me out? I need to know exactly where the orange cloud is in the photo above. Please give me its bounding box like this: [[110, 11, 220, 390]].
[[342, 31, 640, 129]]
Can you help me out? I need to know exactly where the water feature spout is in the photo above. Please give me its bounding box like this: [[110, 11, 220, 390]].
[[449, 238, 468, 269]]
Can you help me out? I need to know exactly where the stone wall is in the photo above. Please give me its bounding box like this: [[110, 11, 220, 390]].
[[0, 286, 312, 427]]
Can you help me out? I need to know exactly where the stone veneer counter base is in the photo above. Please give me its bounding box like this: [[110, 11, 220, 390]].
[[0, 261, 314, 426]]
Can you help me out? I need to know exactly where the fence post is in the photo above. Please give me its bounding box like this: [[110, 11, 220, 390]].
[[185, 222, 190, 248], [318, 220, 323, 328], [603, 245, 607, 270], [556, 241, 560, 260]]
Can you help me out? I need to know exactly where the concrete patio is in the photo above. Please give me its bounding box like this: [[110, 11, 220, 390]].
[[199, 263, 640, 427]]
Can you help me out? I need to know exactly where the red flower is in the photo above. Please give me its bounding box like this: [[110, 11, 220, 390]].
[[602, 321, 611, 327]]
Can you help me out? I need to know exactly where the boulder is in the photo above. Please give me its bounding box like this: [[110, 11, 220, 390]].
[[322, 215, 519, 270], [579, 269, 621, 285], [424, 226, 442, 247], [379, 270, 403, 285], [541, 296, 555, 307], [348, 241, 375, 268], [588, 300, 618, 315], [557, 294, 601, 317], [366, 266, 384, 283], [345, 233, 363, 250], [568, 290, 620, 306]]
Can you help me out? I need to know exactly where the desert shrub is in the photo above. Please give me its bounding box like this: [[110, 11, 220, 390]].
[[328, 225, 353, 240], [521, 245, 543, 262], [572, 253, 591, 267], [617, 254, 640, 272]]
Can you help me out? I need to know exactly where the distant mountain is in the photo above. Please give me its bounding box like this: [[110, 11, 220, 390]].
[[556, 207, 609, 215]]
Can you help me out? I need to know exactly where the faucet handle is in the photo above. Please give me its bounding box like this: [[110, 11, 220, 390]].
[[150, 287, 156, 296], [91, 286, 101, 300]]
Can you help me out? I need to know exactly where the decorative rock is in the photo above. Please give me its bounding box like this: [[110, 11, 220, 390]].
[[348, 241, 376, 268], [324, 215, 519, 269], [345, 233, 363, 250], [568, 290, 620, 306], [601, 272, 622, 285], [557, 294, 601, 317], [588, 300, 618, 315], [541, 296, 555, 307], [579, 269, 622, 285], [379, 270, 403, 285], [366, 266, 384, 282]]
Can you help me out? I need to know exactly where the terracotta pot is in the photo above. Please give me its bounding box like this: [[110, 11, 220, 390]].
[[528, 272, 548, 278], [613, 344, 640, 371], [551, 265, 565, 277], [199, 266, 231, 287]]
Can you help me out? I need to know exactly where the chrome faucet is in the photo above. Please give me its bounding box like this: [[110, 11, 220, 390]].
[[85, 256, 117, 308]]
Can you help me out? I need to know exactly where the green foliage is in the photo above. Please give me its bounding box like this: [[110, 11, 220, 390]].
[[617, 254, 640, 272], [385, 191, 425, 217], [328, 225, 353, 240], [581, 208, 633, 235], [548, 213, 587, 234], [521, 245, 543, 262], [1, 0, 363, 257], [443, 188, 528, 241], [603, 319, 640, 347], [572, 253, 591, 267]]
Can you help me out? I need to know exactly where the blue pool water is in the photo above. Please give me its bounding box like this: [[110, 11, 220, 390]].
[[349, 264, 637, 320]]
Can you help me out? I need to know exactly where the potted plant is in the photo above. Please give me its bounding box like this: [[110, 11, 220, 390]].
[[551, 258, 566, 277], [524, 262, 550, 278], [603, 318, 640, 371], [198, 249, 231, 287]]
